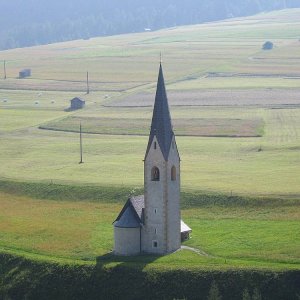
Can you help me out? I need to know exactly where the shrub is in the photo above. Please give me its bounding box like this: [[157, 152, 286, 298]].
[[208, 281, 222, 300], [242, 289, 251, 300]]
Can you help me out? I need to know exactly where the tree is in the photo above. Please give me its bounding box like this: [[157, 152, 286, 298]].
[[242, 289, 251, 300], [0, 0, 299, 50], [252, 288, 262, 300], [207, 281, 222, 300]]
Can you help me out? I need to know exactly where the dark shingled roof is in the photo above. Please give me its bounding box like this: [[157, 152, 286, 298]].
[[130, 195, 145, 220], [113, 195, 144, 228], [145, 63, 174, 161], [114, 195, 190, 233], [71, 97, 85, 103], [114, 205, 141, 228]]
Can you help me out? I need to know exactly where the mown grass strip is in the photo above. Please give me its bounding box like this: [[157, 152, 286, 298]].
[[39, 115, 264, 137], [0, 180, 298, 208], [0, 180, 141, 203]]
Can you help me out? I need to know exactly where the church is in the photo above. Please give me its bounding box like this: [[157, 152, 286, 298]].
[[113, 63, 191, 255]]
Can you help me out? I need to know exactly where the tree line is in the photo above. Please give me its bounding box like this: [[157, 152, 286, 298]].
[[0, 0, 299, 50]]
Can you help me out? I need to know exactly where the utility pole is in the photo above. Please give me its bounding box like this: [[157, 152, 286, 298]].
[[86, 71, 90, 94], [3, 60, 6, 79], [79, 123, 83, 164]]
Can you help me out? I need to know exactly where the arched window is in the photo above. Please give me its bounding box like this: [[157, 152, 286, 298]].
[[151, 167, 160, 181], [171, 166, 176, 181]]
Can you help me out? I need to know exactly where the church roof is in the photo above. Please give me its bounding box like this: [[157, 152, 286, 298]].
[[114, 194, 191, 233], [114, 205, 141, 228], [113, 196, 144, 228], [130, 195, 144, 220], [145, 63, 174, 161]]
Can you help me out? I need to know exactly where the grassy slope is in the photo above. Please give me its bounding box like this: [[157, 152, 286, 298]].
[[0, 107, 299, 197], [0, 182, 299, 270], [0, 10, 299, 197], [39, 115, 264, 137], [0, 9, 299, 275], [1, 252, 299, 300]]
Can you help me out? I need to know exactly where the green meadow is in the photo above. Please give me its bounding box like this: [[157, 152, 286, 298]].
[[0, 186, 299, 270], [0, 8, 299, 271]]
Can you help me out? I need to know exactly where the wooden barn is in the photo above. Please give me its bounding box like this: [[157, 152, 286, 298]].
[[19, 69, 31, 78], [69, 97, 85, 110]]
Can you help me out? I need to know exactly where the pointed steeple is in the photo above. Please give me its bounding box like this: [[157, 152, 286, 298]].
[[145, 63, 174, 160]]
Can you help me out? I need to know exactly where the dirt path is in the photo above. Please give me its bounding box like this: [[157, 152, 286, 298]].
[[181, 245, 213, 257]]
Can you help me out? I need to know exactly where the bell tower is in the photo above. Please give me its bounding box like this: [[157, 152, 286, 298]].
[[142, 63, 181, 254]]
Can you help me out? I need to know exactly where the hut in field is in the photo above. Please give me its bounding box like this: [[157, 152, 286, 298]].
[[19, 69, 31, 78], [66, 97, 85, 111]]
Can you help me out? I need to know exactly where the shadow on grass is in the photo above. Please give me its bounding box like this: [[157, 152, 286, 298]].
[[92, 252, 167, 299], [95, 251, 159, 271], [1, 179, 299, 208]]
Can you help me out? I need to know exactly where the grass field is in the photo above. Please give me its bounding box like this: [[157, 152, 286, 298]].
[[0, 9, 300, 269], [0, 106, 298, 197], [0, 188, 299, 270], [104, 89, 300, 107], [39, 115, 264, 137]]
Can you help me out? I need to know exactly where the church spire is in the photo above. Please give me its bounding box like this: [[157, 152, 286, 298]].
[[145, 63, 174, 160]]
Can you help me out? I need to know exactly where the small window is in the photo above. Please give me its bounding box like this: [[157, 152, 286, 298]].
[[152, 240, 158, 248], [155, 228, 157, 234], [171, 166, 176, 181], [151, 167, 160, 181], [154, 142, 157, 149], [154, 208, 157, 214]]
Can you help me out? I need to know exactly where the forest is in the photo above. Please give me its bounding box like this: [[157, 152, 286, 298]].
[[0, 0, 299, 50]]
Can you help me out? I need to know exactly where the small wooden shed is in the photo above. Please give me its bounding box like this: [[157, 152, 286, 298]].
[[19, 69, 31, 78], [69, 97, 85, 110]]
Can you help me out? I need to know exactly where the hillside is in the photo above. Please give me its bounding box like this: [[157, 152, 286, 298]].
[[1, 0, 300, 50], [0, 9, 300, 299], [0, 8, 299, 197]]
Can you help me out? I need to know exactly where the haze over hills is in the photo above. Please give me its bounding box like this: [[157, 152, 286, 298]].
[[0, 10, 299, 298], [0, 0, 300, 50]]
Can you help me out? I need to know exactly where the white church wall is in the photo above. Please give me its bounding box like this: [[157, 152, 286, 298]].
[[114, 227, 141, 256], [143, 136, 167, 254], [166, 136, 181, 252]]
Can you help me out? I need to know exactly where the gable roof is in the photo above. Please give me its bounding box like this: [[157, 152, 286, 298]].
[[114, 205, 141, 228], [145, 63, 174, 161], [113, 195, 144, 228], [71, 97, 85, 103]]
